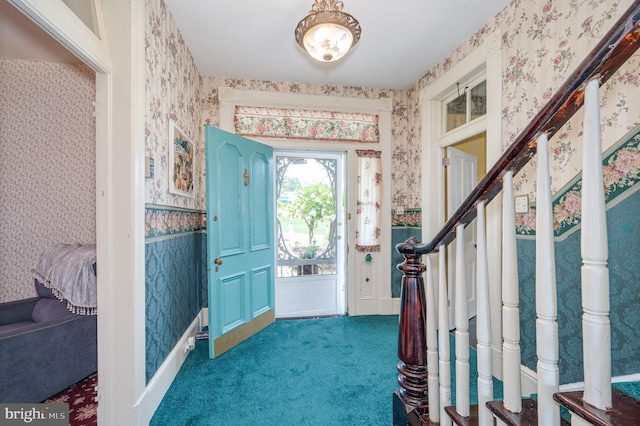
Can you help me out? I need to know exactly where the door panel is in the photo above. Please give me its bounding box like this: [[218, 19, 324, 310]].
[[206, 126, 275, 358], [220, 273, 244, 333], [250, 154, 270, 249], [447, 146, 478, 327], [218, 145, 243, 255], [251, 267, 271, 316]]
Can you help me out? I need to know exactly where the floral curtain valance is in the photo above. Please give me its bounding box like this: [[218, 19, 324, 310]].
[[234, 106, 380, 143], [355, 150, 382, 252]]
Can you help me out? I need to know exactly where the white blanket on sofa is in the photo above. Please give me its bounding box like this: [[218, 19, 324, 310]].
[[32, 243, 97, 315]]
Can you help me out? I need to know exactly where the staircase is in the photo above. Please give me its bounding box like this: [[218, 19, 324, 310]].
[[393, 2, 640, 425]]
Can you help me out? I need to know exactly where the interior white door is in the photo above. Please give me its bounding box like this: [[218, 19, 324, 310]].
[[274, 151, 346, 318], [447, 146, 478, 328]]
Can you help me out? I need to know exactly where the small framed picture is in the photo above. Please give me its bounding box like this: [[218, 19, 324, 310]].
[[168, 120, 195, 198], [514, 194, 529, 214]]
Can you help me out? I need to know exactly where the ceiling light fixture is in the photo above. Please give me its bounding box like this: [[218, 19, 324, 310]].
[[295, 0, 361, 63]]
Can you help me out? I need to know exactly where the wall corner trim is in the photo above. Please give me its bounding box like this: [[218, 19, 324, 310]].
[[135, 311, 204, 424]]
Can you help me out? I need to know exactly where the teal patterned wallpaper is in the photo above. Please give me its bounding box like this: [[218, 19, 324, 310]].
[[392, 209, 422, 298], [392, 227, 422, 298], [517, 183, 640, 384], [145, 205, 207, 384]]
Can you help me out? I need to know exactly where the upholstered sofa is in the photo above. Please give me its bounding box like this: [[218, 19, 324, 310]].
[[0, 280, 97, 402]]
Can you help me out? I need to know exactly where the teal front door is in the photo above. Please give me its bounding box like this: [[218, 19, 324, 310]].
[[205, 126, 275, 358]]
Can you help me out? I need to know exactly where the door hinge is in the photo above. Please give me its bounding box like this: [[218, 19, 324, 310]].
[[442, 157, 451, 167]]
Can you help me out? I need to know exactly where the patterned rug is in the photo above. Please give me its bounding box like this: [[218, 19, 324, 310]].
[[44, 373, 97, 426]]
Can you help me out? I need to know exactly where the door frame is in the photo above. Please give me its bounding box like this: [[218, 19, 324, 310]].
[[446, 145, 480, 327], [218, 88, 395, 315], [274, 150, 347, 318], [420, 28, 504, 377], [6, 0, 147, 424]]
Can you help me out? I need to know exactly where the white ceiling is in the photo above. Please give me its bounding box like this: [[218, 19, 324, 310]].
[[1, 0, 512, 91], [165, 0, 511, 90]]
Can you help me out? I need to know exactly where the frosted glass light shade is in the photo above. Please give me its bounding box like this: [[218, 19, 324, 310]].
[[303, 23, 353, 62], [295, 1, 361, 63]]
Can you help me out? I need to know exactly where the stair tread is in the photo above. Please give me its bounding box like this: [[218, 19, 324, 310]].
[[486, 398, 570, 426], [554, 388, 640, 426], [444, 404, 479, 426]]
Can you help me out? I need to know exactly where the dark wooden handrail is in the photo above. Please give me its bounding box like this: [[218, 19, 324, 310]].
[[400, 0, 640, 256]]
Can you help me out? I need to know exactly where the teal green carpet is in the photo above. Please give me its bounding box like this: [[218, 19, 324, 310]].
[[613, 381, 640, 399], [151, 316, 398, 425], [151, 316, 502, 425]]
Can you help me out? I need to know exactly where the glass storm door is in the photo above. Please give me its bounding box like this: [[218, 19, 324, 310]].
[[274, 151, 346, 318]]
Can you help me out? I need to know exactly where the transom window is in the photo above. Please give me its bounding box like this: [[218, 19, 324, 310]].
[[444, 77, 487, 133]]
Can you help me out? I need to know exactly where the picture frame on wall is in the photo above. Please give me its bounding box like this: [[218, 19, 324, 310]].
[[168, 120, 196, 198]]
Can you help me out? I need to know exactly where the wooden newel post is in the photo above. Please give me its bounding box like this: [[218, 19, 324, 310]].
[[393, 236, 429, 425]]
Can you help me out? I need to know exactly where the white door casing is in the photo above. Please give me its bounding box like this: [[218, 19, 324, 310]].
[[218, 88, 394, 315], [420, 28, 504, 378], [5, 0, 156, 423]]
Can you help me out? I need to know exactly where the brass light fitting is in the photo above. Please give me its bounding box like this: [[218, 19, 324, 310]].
[[294, 0, 361, 63]]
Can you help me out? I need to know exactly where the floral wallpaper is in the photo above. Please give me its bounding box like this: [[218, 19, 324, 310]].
[[145, 0, 203, 211], [515, 125, 640, 238], [0, 59, 96, 303], [145, 205, 205, 239], [146, 0, 640, 232], [402, 0, 639, 215], [392, 209, 422, 228], [505, 1, 638, 197], [199, 79, 414, 209]]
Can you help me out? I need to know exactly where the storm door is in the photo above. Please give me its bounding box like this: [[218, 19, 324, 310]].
[[274, 151, 346, 318]]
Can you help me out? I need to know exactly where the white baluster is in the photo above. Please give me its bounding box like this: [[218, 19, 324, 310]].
[[455, 224, 470, 417], [581, 78, 612, 410], [476, 202, 493, 426], [502, 170, 522, 413], [438, 246, 452, 426], [535, 133, 560, 426], [425, 254, 440, 423]]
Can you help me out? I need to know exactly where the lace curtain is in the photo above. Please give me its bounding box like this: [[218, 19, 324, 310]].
[[355, 150, 382, 252], [234, 106, 379, 143]]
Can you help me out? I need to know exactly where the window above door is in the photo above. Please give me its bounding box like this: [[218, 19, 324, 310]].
[[443, 76, 487, 134]]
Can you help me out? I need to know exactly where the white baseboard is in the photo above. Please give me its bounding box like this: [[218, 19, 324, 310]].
[[613, 372, 640, 383], [492, 346, 503, 381], [391, 297, 400, 314], [135, 309, 205, 425], [515, 366, 640, 396], [380, 297, 400, 315], [558, 372, 640, 393], [200, 307, 208, 328]]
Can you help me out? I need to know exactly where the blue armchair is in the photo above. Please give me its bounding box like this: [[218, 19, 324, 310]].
[[0, 280, 97, 403]]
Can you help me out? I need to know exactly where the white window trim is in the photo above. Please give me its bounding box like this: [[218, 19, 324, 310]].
[[441, 72, 488, 139]]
